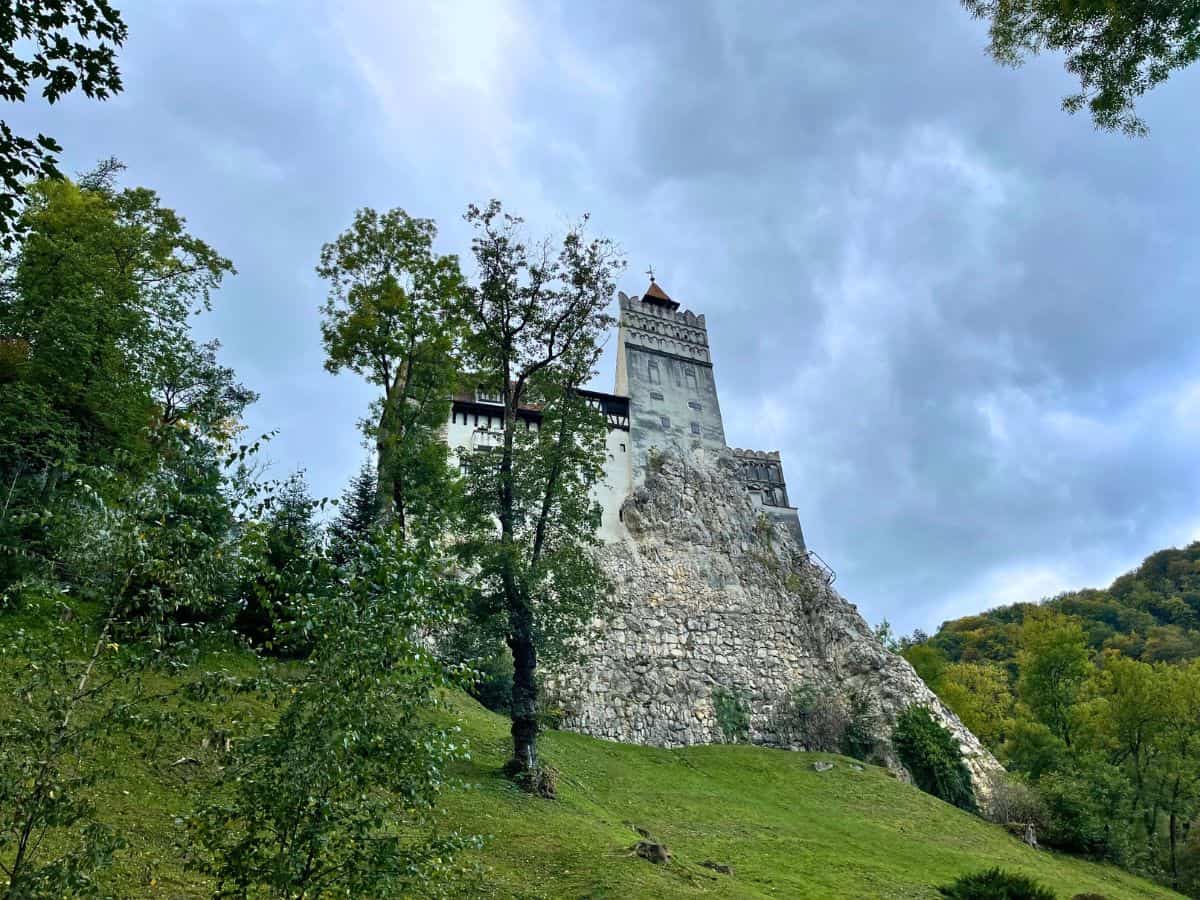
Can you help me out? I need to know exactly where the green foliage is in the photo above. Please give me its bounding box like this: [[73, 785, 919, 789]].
[[903, 641, 949, 686], [0, 166, 243, 591], [938, 866, 1056, 900], [921, 542, 1200, 672], [962, 0, 1200, 135], [712, 686, 751, 744], [772, 683, 881, 760], [840, 689, 884, 762], [1002, 718, 1067, 780], [457, 199, 621, 778], [936, 661, 1015, 747], [0, 447, 256, 894], [465, 647, 514, 715], [0, 617, 126, 897], [892, 706, 976, 812], [326, 460, 378, 566], [317, 206, 465, 541], [234, 471, 327, 655], [1017, 609, 1090, 748], [909, 544, 1200, 892], [0, 3, 126, 246], [188, 532, 478, 898]]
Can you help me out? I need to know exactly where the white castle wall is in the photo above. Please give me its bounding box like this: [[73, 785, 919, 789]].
[[445, 400, 631, 542]]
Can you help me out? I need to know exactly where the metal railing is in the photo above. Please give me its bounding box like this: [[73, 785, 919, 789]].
[[806, 549, 836, 586]]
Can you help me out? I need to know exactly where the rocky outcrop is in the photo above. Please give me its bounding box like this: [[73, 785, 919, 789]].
[[546, 447, 1001, 792]]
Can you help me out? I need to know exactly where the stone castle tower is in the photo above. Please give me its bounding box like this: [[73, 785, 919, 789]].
[[613, 279, 805, 545], [447, 277, 805, 547]]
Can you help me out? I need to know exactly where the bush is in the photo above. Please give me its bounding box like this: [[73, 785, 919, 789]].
[[712, 687, 751, 744], [980, 771, 1046, 829], [774, 684, 847, 751], [1036, 768, 1126, 858], [938, 867, 1057, 899], [840, 689, 884, 762], [774, 685, 883, 761], [892, 706, 976, 812], [467, 648, 514, 715]]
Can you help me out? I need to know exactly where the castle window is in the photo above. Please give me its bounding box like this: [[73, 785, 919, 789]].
[[685, 367, 698, 390], [620, 443, 626, 452], [660, 416, 670, 429], [476, 386, 501, 404], [688, 400, 702, 411], [648, 360, 661, 385], [690, 422, 701, 435], [650, 391, 663, 401]]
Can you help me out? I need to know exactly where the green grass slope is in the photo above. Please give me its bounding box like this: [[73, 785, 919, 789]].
[[7, 660, 1178, 900], [439, 695, 1173, 899]]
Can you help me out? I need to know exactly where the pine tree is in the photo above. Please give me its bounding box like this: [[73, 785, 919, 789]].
[[236, 472, 322, 654], [328, 461, 379, 565]]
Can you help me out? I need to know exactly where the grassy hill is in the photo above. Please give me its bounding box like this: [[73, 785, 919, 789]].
[[73, 679, 1178, 899]]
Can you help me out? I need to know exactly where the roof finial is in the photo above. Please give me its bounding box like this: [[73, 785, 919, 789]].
[[645, 265, 655, 282]]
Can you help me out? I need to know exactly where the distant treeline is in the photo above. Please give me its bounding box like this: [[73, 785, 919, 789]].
[[916, 542, 1200, 672], [901, 543, 1200, 895]]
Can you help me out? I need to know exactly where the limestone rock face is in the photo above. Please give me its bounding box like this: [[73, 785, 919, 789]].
[[546, 447, 1001, 792]]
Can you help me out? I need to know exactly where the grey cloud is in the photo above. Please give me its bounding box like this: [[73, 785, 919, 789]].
[[7, 0, 1198, 632]]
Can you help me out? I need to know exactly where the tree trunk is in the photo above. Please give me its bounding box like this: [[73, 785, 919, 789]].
[[1170, 811, 1178, 889], [507, 620, 539, 773]]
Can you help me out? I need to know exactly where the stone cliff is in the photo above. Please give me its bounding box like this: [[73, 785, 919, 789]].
[[547, 447, 1001, 792]]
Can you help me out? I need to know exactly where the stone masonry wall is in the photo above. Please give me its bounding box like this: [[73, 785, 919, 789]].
[[546, 447, 1001, 792]]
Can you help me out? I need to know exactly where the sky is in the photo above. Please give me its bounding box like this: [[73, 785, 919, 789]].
[[9, 0, 1200, 633]]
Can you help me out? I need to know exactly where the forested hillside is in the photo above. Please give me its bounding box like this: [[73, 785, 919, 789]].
[[916, 543, 1200, 671], [902, 543, 1200, 895]]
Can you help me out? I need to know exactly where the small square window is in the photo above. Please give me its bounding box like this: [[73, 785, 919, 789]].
[[660, 416, 670, 428], [690, 422, 701, 435], [620, 442, 626, 452], [650, 391, 664, 401], [688, 400, 702, 411]]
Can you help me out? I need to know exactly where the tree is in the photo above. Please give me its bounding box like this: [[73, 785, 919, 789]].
[[0, 166, 236, 589], [317, 208, 465, 543], [1083, 654, 1165, 840], [1, 435, 257, 895], [0, 2, 127, 246], [1157, 661, 1200, 890], [937, 661, 1015, 747], [892, 705, 977, 811], [1017, 609, 1090, 747], [962, 0, 1200, 135], [235, 471, 324, 654], [188, 531, 476, 898], [458, 200, 620, 785], [902, 642, 949, 689], [326, 460, 378, 566]]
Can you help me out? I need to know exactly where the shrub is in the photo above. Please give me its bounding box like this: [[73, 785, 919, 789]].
[[712, 686, 751, 744], [980, 770, 1046, 830], [892, 706, 976, 812], [774, 684, 847, 751], [467, 648, 514, 715], [840, 689, 884, 762], [938, 867, 1056, 899], [1036, 769, 1121, 857]]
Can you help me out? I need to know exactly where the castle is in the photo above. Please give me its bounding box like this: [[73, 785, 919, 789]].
[[445, 277, 805, 547], [445, 278, 998, 790]]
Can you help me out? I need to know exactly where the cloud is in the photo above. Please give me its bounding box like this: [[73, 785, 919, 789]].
[[7, 0, 1199, 633]]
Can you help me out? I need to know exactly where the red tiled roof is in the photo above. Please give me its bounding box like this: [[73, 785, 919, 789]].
[[642, 280, 674, 304]]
